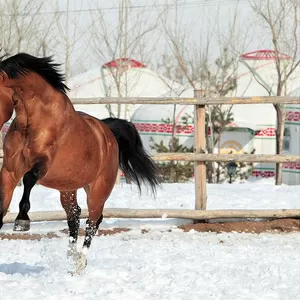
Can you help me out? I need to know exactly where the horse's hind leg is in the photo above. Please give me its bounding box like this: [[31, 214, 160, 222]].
[[76, 175, 116, 274], [60, 190, 81, 259], [14, 170, 38, 231]]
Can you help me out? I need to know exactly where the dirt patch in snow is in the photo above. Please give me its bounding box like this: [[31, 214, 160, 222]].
[[0, 227, 130, 240], [1, 219, 300, 240], [179, 218, 300, 233], [59, 227, 131, 236], [0, 232, 60, 241]]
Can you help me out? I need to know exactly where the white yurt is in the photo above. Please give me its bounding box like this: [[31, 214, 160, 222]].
[[67, 58, 183, 120], [282, 87, 300, 184], [132, 50, 300, 180]]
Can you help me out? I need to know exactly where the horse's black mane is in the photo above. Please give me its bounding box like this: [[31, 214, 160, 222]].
[[0, 53, 70, 94]]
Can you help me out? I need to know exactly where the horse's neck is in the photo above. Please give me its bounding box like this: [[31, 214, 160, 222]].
[[6, 75, 76, 131], [13, 96, 28, 132], [14, 89, 76, 132]]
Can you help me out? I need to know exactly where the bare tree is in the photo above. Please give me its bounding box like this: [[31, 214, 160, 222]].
[[158, 1, 248, 183], [249, 0, 300, 185], [87, 0, 159, 119], [0, 0, 56, 56], [0, 0, 57, 152], [51, 0, 89, 83]]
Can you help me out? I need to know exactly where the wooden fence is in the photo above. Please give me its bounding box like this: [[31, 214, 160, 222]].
[[4, 91, 300, 224]]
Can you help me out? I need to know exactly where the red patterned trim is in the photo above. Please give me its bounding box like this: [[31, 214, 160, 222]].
[[103, 58, 146, 69], [2, 123, 10, 133], [134, 122, 194, 135], [134, 122, 276, 137], [283, 162, 300, 170], [252, 170, 275, 177], [227, 122, 238, 127], [286, 111, 300, 122], [241, 50, 291, 60], [254, 127, 276, 136], [1, 123, 10, 140]]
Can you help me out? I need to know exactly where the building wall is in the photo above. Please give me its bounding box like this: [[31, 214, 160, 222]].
[[252, 127, 276, 178], [133, 118, 277, 178], [282, 105, 300, 185]]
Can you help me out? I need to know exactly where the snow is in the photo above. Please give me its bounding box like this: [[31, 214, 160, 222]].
[[1, 230, 300, 299], [1, 178, 300, 299]]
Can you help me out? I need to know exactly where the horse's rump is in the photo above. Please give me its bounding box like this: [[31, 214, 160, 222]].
[[38, 114, 119, 190]]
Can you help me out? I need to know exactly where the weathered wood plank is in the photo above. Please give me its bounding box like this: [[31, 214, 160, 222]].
[[4, 208, 300, 223], [70, 96, 300, 105], [71, 97, 196, 105], [151, 153, 300, 163], [194, 90, 207, 210], [0, 153, 298, 163]]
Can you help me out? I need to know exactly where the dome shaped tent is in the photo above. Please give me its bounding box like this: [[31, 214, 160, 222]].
[[281, 87, 300, 185], [67, 58, 184, 120]]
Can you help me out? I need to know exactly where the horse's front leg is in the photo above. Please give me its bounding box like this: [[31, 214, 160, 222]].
[[13, 169, 38, 231], [0, 167, 19, 229], [13, 157, 51, 231]]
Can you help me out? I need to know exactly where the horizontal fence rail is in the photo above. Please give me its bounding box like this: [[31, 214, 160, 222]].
[[151, 153, 300, 163], [70, 96, 300, 105], [71, 97, 196, 105], [0, 154, 299, 165], [4, 208, 300, 223], [0, 152, 300, 168], [1, 154, 299, 169]]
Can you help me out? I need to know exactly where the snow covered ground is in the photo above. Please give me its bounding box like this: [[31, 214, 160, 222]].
[[1, 178, 300, 299]]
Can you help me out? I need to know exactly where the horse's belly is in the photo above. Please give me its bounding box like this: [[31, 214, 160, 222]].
[[38, 150, 101, 190], [39, 168, 97, 190]]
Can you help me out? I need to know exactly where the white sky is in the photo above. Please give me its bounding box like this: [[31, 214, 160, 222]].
[[4, 0, 287, 77]]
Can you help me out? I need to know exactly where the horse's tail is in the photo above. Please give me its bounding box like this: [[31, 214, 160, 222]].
[[102, 117, 161, 195]]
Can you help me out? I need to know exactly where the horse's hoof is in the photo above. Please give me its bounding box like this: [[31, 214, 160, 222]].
[[13, 219, 30, 231]]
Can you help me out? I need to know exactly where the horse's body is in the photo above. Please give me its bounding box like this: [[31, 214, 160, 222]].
[[0, 53, 160, 273]]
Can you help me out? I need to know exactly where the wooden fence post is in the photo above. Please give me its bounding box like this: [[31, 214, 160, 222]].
[[194, 90, 207, 210]]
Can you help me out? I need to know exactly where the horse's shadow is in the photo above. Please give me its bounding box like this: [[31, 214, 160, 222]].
[[0, 262, 45, 275]]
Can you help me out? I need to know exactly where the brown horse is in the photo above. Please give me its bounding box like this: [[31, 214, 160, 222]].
[[0, 91, 150, 233], [0, 53, 160, 274]]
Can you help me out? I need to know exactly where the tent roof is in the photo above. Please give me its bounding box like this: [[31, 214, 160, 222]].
[[68, 62, 183, 99], [67, 59, 184, 120], [241, 49, 291, 61], [102, 58, 146, 69]]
